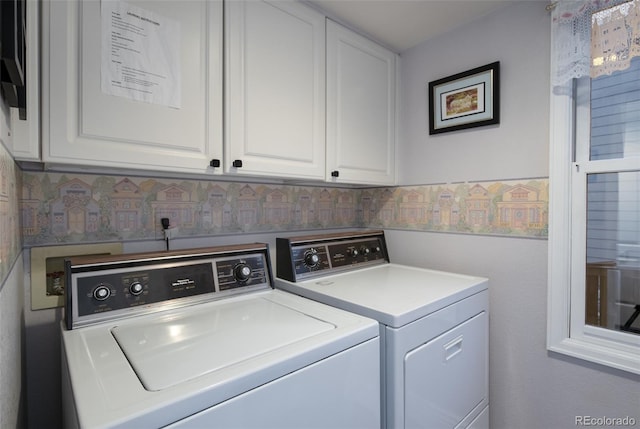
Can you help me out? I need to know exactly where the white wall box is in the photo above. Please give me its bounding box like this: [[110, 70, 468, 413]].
[[30, 243, 123, 310], [225, 0, 326, 181], [42, 0, 223, 175], [326, 20, 397, 185]]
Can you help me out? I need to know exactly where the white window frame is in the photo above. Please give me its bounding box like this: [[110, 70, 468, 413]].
[[547, 71, 640, 374]]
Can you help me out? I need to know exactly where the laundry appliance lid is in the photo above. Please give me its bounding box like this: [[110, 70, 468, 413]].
[[112, 295, 335, 391], [62, 270, 379, 428], [276, 264, 488, 328]]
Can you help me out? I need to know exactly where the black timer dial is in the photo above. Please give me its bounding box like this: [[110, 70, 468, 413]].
[[234, 263, 252, 283], [129, 281, 144, 296], [303, 249, 320, 268], [93, 284, 111, 301]]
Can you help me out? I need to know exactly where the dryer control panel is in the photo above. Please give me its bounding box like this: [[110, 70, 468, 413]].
[[276, 230, 389, 281], [65, 243, 273, 329]]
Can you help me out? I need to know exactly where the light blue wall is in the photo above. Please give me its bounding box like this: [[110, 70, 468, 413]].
[[396, 2, 639, 428]]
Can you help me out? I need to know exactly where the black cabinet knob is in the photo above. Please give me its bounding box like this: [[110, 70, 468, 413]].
[[233, 160, 243, 168], [209, 159, 221, 168], [331, 170, 339, 177]]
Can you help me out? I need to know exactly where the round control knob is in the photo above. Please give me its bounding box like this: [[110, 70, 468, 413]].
[[129, 281, 144, 296], [348, 248, 359, 258], [304, 249, 320, 268], [234, 263, 252, 283], [93, 285, 111, 301], [360, 246, 371, 256]]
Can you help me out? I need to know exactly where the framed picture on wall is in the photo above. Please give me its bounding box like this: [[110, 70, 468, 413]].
[[428, 61, 500, 135]]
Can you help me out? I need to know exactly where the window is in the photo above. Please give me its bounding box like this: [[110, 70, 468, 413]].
[[548, 0, 640, 374]]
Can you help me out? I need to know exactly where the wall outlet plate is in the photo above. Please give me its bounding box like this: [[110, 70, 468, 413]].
[[30, 243, 123, 310]]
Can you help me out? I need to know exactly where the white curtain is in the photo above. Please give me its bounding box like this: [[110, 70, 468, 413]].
[[552, 0, 640, 88]]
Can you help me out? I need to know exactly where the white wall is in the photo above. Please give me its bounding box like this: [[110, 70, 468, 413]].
[[395, 2, 639, 428], [0, 256, 24, 429], [399, 2, 549, 185]]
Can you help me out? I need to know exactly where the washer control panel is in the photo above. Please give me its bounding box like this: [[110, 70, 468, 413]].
[[276, 230, 389, 281], [65, 244, 272, 329]]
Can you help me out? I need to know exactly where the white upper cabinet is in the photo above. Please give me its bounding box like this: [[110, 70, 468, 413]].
[[9, 0, 40, 161], [326, 20, 397, 185], [42, 0, 223, 175], [225, 0, 326, 181], [39, 1, 396, 185]]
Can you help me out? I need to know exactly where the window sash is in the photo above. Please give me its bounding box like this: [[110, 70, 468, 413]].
[[547, 79, 640, 374], [570, 165, 640, 351]]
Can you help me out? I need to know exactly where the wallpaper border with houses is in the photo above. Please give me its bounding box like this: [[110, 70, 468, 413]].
[[0, 143, 22, 290], [369, 179, 548, 237], [19, 172, 548, 248]]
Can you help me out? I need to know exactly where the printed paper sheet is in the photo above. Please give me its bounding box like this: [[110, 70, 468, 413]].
[[101, 1, 181, 108]]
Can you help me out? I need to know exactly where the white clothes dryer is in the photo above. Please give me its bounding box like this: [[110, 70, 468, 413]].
[[61, 243, 380, 429], [276, 230, 489, 429]]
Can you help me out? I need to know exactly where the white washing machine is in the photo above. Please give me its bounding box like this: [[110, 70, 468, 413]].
[[276, 231, 489, 429], [61, 243, 380, 428]]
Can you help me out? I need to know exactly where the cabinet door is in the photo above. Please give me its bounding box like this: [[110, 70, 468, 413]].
[[326, 20, 396, 185], [225, 0, 325, 180], [42, 0, 223, 175], [9, 0, 39, 161]]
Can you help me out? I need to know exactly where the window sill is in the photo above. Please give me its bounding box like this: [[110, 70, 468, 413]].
[[548, 336, 640, 375]]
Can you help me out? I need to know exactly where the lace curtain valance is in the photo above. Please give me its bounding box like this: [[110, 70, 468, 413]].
[[552, 0, 640, 87]]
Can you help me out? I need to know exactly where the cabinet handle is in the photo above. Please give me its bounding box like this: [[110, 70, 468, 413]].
[[331, 170, 339, 177], [233, 160, 243, 168], [209, 159, 221, 168]]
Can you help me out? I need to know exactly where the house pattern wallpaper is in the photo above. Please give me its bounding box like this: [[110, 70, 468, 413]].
[[0, 166, 549, 286], [0, 143, 22, 289], [19, 171, 549, 248]]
